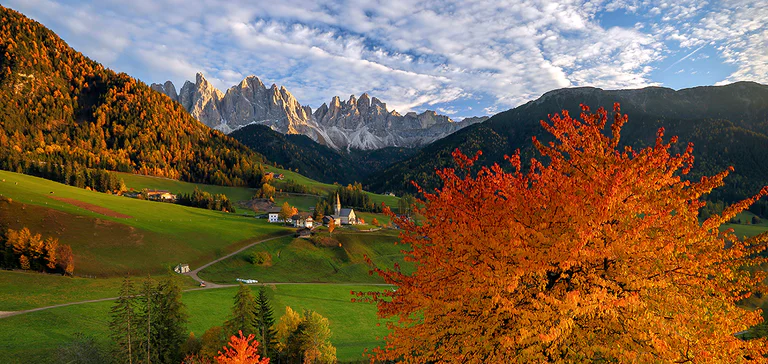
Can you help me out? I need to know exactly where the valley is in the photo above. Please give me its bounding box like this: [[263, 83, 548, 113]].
[[3, 2, 768, 363]]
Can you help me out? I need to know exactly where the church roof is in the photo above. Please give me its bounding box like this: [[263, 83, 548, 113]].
[[339, 208, 354, 217]]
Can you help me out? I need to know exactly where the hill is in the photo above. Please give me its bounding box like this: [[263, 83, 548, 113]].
[[0, 170, 291, 276], [366, 82, 768, 212], [0, 6, 267, 188], [230, 124, 416, 184]]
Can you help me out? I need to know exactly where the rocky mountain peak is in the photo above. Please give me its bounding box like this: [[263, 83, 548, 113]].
[[151, 73, 487, 150]]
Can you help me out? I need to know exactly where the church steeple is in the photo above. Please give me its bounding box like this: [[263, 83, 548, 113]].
[[335, 193, 341, 216]]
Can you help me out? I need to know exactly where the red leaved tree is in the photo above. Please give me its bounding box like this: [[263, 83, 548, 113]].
[[367, 103, 768, 362], [215, 330, 269, 364]]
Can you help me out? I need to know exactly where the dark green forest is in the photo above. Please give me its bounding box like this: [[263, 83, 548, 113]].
[[366, 83, 768, 215]]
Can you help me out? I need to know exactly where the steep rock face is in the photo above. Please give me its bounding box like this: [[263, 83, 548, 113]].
[[152, 74, 485, 150]]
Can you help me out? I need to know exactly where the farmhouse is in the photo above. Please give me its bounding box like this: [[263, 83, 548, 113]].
[[147, 189, 176, 201], [267, 207, 282, 223], [291, 212, 314, 228], [174, 263, 190, 274]]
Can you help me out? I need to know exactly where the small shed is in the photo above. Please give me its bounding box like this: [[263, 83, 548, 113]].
[[174, 263, 190, 274]]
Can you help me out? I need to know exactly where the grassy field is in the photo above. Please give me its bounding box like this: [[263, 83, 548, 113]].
[[273, 193, 321, 211], [0, 284, 388, 363], [0, 171, 293, 275], [719, 211, 768, 238], [117, 172, 256, 202], [198, 231, 410, 284], [0, 270, 200, 311]]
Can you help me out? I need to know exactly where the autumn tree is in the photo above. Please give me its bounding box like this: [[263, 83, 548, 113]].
[[371, 218, 379, 227], [215, 331, 269, 364], [278, 202, 294, 225], [367, 104, 768, 362], [275, 307, 336, 363], [327, 219, 335, 236]]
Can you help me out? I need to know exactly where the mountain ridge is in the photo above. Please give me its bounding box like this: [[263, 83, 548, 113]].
[[364, 81, 768, 212], [151, 73, 487, 150]]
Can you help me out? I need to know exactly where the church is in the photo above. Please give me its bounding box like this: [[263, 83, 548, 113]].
[[323, 194, 357, 225]]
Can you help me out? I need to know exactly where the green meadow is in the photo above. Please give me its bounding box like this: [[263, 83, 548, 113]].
[[0, 170, 293, 276], [198, 231, 410, 284], [0, 284, 388, 363]]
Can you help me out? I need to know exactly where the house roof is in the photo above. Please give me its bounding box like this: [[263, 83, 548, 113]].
[[267, 207, 282, 213], [291, 212, 313, 220]]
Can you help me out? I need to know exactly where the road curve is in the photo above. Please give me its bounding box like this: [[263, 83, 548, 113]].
[[0, 231, 393, 319], [185, 233, 293, 288]]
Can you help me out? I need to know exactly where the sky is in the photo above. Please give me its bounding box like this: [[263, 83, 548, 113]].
[[6, 0, 767, 119]]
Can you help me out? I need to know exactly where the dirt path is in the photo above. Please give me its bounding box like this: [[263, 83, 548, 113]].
[[49, 196, 133, 218], [0, 232, 397, 319], [184, 233, 295, 288]]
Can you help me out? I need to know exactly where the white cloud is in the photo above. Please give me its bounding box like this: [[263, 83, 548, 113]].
[[4, 0, 766, 116]]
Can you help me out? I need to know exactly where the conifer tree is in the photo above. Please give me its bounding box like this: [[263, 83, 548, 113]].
[[136, 276, 157, 364], [109, 276, 138, 364], [224, 283, 258, 338], [255, 287, 277, 359], [152, 275, 187, 363]]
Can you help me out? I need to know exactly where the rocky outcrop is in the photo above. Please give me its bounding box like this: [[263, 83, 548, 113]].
[[151, 73, 486, 150]]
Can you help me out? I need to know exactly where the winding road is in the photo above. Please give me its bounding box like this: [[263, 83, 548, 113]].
[[0, 232, 393, 319]]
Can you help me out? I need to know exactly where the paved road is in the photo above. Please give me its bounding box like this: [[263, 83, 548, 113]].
[[0, 232, 394, 319], [185, 233, 293, 288]]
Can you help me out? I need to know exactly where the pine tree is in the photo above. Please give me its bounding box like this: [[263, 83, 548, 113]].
[[224, 283, 258, 337], [153, 275, 187, 363], [255, 287, 277, 359], [109, 276, 138, 364], [136, 276, 157, 364]]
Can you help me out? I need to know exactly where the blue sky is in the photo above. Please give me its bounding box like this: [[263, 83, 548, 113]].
[[6, 0, 767, 119]]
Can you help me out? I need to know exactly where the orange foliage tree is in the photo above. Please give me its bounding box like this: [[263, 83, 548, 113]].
[[367, 104, 768, 362], [215, 330, 269, 364]]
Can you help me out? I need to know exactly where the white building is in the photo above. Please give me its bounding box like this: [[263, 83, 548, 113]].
[[267, 207, 282, 223]]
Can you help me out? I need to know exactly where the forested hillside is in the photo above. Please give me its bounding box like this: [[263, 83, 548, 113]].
[[231, 124, 416, 185], [0, 6, 267, 187], [367, 82, 768, 214]]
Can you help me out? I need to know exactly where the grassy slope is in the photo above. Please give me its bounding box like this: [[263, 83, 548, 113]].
[[0, 284, 387, 363], [117, 169, 397, 211], [0, 271, 200, 311], [719, 211, 768, 239], [265, 166, 399, 208], [198, 231, 410, 284], [0, 171, 292, 275]]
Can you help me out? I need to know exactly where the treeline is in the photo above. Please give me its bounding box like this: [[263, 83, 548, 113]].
[[177, 187, 235, 213], [0, 7, 268, 189], [1, 227, 74, 275], [2, 159, 127, 193], [85, 279, 336, 364], [108, 275, 187, 364], [316, 183, 383, 215]]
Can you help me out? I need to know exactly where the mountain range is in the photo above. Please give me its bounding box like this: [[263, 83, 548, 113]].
[[151, 74, 487, 150], [365, 82, 768, 211]]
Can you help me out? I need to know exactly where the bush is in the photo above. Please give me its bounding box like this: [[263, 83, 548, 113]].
[[250, 251, 271, 265], [310, 236, 339, 248]]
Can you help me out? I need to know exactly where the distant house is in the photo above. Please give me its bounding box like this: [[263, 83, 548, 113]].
[[265, 172, 285, 180], [174, 263, 190, 274], [267, 207, 283, 223], [291, 212, 314, 228], [323, 215, 341, 226], [147, 189, 176, 201], [296, 227, 312, 238]]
